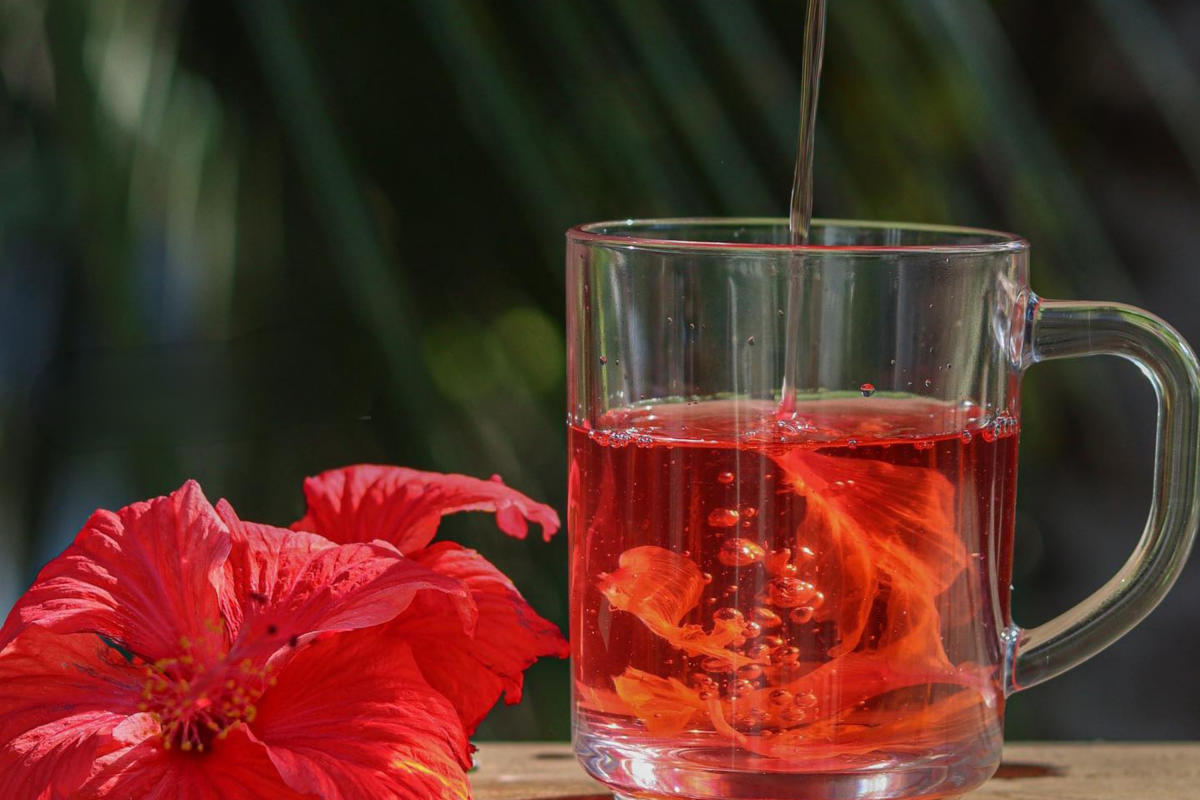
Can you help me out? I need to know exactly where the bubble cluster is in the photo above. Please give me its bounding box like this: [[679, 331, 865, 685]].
[[980, 414, 1018, 442], [678, 508, 836, 736]]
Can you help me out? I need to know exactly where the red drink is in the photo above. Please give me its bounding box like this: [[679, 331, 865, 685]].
[[569, 398, 1019, 791]]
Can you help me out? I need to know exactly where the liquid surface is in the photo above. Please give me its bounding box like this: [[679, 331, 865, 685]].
[[569, 398, 1018, 774]]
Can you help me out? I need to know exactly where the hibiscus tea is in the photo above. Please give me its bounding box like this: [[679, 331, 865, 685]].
[[569, 397, 1019, 799]]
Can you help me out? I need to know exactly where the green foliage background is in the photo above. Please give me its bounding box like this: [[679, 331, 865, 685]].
[[0, 0, 1197, 740]]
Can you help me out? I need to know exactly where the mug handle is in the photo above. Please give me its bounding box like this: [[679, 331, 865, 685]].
[[1007, 297, 1200, 693]]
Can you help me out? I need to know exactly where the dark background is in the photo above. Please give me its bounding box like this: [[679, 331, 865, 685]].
[[0, 0, 1197, 740]]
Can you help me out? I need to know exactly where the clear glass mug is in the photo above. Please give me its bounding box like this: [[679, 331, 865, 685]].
[[565, 219, 1200, 800]]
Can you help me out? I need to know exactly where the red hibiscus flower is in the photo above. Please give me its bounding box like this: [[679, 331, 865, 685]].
[[0, 470, 564, 799], [291, 465, 568, 734]]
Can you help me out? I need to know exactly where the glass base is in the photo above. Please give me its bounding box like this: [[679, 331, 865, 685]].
[[577, 726, 998, 800]]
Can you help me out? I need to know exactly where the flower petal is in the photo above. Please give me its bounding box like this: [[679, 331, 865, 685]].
[[292, 464, 559, 553], [597, 545, 746, 665], [395, 542, 567, 734], [0, 628, 145, 799], [253, 628, 472, 800], [78, 724, 313, 800], [0, 481, 230, 661], [214, 502, 474, 663]]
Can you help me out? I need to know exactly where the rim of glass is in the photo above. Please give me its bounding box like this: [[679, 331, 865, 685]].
[[567, 217, 1028, 254]]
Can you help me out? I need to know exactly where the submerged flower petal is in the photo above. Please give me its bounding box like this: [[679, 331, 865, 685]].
[[597, 545, 745, 664], [215, 501, 474, 663], [292, 464, 559, 554], [393, 541, 567, 734], [0, 481, 230, 663], [253, 630, 472, 800], [611, 668, 707, 736]]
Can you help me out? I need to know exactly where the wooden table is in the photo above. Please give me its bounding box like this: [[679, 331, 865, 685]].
[[471, 741, 1200, 799]]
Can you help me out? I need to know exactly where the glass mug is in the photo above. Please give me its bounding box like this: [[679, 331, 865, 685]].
[[565, 219, 1200, 800]]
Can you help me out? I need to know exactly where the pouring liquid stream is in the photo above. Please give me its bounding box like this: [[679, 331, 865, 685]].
[[779, 0, 827, 418]]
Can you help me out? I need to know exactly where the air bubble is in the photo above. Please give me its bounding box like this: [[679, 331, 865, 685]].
[[780, 706, 809, 725], [733, 708, 765, 730], [768, 689, 792, 707], [730, 679, 757, 698], [701, 572, 713, 585], [718, 537, 764, 567], [739, 505, 758, 520], [751, 607, 782, 629], [923, 378, 933, 389], [769, 645, 802, 666], [599, 355, 607, 365], [961, 431, 973, 443], [789, 606, 815, 624], [796, 545, 817, 561], [708, 508, 741, 528], [740, 622, 763, 640], [847, 439, 858, 449], [765, 548, 795, 577], [859, 383, 876, 397], [701, 656, 733, 673], [717, 471, 735, 485], [690, 673, 718, 691], [762, 635, 784, 649], [768, 577, 817, 608], [793, 691, 818, 708], [745, 643, 772, 660], [747, 336, 756, 346], [737, 664, 763, 681], [712, 607, 745, 626]]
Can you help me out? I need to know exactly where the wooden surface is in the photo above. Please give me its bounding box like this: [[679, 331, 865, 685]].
[[470, 741, 1200, 799]]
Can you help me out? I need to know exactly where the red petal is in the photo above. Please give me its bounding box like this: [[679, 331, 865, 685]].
[[253, 628, 472, 800], [773, 450, 965, 656], [394, 541, 567, 734], [78, 724, 313, 800], [611, 668, 707, 736], [0, 628, 145, 799], [596, 545, 746, 665], [292, 464, 559, 554], [0, 480, 229, 664], [215, 502, 474, 663], [776, 450, 965, 592]]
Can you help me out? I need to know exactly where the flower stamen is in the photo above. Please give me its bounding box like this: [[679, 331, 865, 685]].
[[139, 638, 273, 754]]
